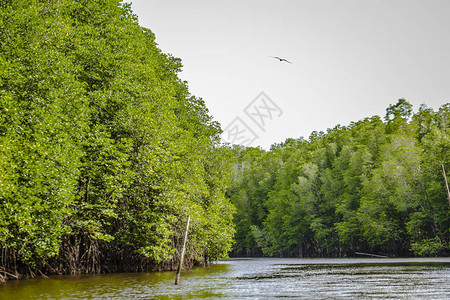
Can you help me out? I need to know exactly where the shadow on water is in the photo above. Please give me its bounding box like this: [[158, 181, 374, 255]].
[[0, 263, 230, 299], [1, 258, 450, 299]]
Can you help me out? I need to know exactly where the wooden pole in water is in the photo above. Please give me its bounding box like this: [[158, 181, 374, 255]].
[[175, 215, 190, 285], [441, 164, 450, 207]]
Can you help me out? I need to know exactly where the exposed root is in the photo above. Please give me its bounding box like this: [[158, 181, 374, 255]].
[[38, 270, 49, 279], [0, 267, 20, 281]]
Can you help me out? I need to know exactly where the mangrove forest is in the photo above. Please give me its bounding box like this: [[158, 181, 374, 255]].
[[1, 0, 235, 280], [229, 100, 450, 258], [1, 0, 450, 282]]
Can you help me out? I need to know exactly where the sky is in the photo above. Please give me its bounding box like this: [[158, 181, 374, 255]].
[[129, 0, 450, 149]]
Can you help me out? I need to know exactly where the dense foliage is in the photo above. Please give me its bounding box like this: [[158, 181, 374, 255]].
[[229, 100, 450, 257], [0, 0, 235, 280]]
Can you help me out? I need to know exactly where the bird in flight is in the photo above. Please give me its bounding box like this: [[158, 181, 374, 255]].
[[270, 56, 292, 64]]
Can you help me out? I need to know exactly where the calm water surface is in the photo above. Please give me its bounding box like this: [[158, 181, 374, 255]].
[[1, 258, 450, 299]]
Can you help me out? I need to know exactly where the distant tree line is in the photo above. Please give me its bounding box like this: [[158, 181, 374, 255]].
[[0, 0, 235, 280], [228, 99, 450, 258]]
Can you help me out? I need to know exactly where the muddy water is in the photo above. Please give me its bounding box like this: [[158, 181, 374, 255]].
[[1, 258, 449, 299]]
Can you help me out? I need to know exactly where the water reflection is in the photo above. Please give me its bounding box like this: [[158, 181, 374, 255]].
[[1, 258, 449, 299]]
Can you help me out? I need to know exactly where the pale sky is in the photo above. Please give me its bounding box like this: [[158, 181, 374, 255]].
[[129, 0, 450, 149]]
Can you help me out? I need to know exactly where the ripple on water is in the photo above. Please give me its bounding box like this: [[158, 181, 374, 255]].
[[1, 258, 449, 299]]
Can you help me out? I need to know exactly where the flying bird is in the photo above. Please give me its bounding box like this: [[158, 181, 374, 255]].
[[270, 56, 292, 64]]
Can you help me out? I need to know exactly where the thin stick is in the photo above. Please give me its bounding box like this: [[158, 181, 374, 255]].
[[175, 215, 190, 285], [441, 164, 450, 207], [355, 252, 388, 258]]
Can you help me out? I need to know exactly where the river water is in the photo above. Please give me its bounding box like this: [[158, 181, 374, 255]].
[[1, 258, 450, 299]]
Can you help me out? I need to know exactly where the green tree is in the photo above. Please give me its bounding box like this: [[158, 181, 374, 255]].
[[1, 0, 236, 278], [228, 100, 449, 258], [1, 0, 88, 269]]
